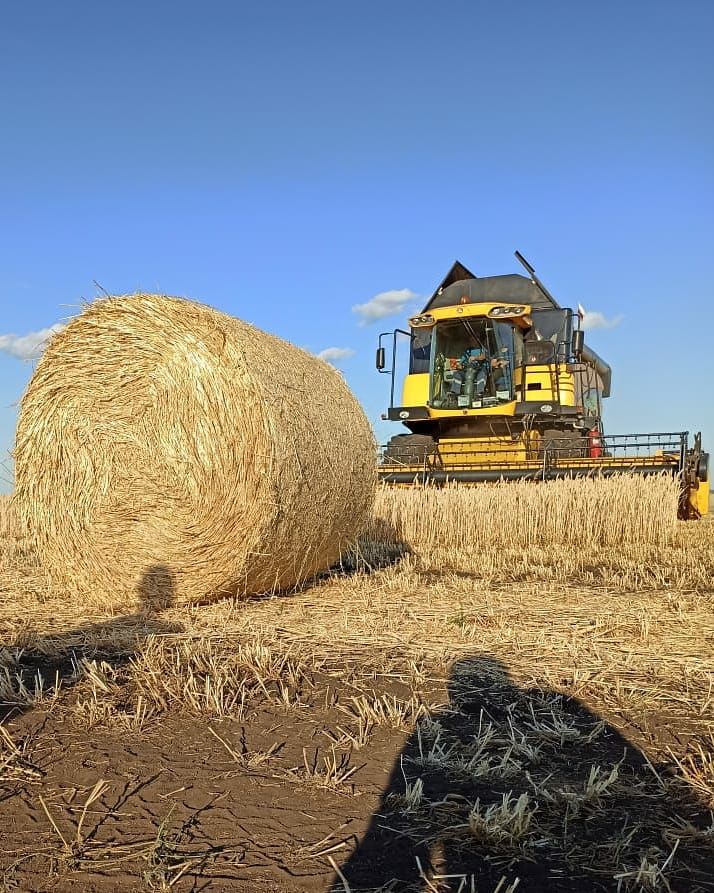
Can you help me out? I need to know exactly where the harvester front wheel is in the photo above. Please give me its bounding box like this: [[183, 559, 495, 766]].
[[540, 429, 588, 460], [384, 433, 436, 465]]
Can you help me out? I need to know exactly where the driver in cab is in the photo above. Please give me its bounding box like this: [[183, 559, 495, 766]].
[[455, 344, 507, 397]]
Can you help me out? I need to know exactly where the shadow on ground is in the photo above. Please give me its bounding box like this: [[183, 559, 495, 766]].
[[1, 564, 182, 723], [322, 520, 410, 580], [334, 655, 714, 892]]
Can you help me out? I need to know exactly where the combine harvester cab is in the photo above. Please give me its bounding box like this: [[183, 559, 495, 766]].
[[376, 253, 709, 519]]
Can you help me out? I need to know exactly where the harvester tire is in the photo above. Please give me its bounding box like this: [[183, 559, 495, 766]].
[[384, 434, 436, 465], [540, 429, 588, 460]]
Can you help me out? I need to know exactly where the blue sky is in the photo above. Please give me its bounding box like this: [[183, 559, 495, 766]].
[[1, 1, 713, 491]]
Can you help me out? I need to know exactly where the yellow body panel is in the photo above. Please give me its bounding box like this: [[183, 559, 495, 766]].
[[401, 366, 578, 417], [423, 302, 532, 323], [401, 373, 429, 406], [427, 401, 518, 419], [436, 435, 534, 468], [515, 365, 576, 406], [694, 480, 710, 517]]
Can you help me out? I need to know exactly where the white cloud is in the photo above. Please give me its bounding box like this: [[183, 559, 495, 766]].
[[317, 346, 356, 365], [577, 304, 623, 331], [0, 323, 66, 360], [352, 288, 419, 325]]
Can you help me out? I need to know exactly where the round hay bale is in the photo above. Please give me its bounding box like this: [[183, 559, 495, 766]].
[[14, 294, 376, 606]]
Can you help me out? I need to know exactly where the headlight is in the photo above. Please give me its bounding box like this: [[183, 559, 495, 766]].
[[409, 314, 435, 327], [488, 305, 527, 318]]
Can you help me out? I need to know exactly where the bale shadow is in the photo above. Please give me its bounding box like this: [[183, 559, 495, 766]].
[[327, 519, 411, 579], [0, 564, 182, 723], [334, 654, 714, 892]]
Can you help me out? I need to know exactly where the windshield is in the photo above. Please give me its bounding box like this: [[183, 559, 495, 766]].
[[526, 309, 571, 363], [430, 318, 517, 409]]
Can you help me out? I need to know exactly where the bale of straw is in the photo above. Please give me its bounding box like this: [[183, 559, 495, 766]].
[[0, 495, 14, 540], [14, 294, 376, 605]]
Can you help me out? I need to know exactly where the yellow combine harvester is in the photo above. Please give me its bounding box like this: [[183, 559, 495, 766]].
[[376, 252, 709, 519]]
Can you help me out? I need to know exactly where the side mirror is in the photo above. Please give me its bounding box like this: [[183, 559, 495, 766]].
[[376, 346, 386, 371], [571, 329, 584, 359]]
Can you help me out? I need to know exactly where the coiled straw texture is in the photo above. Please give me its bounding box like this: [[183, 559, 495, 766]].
[[14, 294, 376, 606]]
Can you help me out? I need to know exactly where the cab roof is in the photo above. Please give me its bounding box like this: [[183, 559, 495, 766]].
[[423, 261, 561, 313], [422, 259, 612, 397]]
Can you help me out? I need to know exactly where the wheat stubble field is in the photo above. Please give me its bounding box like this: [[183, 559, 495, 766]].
[[1, 479, 713, 893]]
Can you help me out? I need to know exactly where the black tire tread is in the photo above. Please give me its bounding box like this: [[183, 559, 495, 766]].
[[384, 433, 436, 464]]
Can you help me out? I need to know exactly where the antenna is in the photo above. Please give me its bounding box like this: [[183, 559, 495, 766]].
[[514, 250, 535, 276]]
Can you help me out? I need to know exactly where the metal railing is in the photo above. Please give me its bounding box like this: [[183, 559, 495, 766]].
[[378, 432, 688, 483]]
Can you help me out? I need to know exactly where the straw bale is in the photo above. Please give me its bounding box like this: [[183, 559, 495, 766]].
[[14, 294, 376, 605]]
